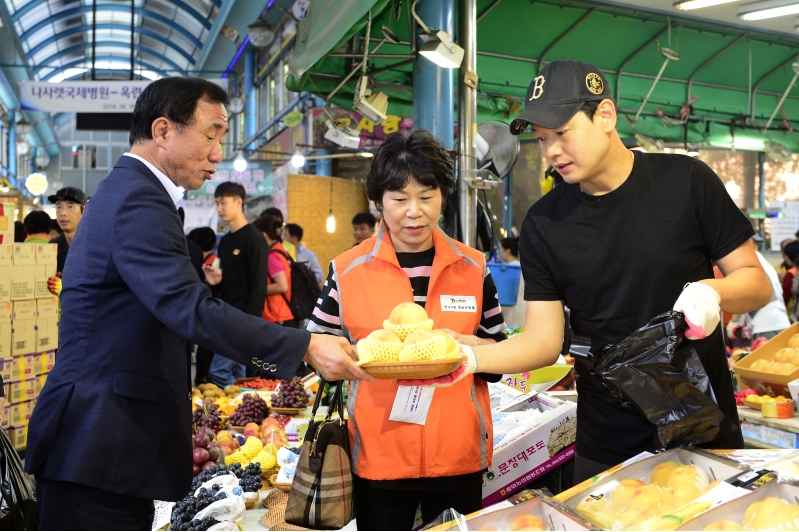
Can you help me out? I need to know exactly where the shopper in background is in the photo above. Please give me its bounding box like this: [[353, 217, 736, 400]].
[[261, 207, 295, 259], [47, 187, 88, 296], [253, 214, 296, 327], [779, 238, 796, 282], [205, 182, 268, 385], [187, 227, 218, 267], [428, 59, 770, 484], [782, 241, 799, 314], [48, 219, 62, 240], [23, 211, 52, 243], [26, 76, 369, 531], [500, 237, 526, 328], [309, 129, 507, 530], [283, 222, 324, 283], [352, 211, 377, 246], [13, 221, 25, 243]]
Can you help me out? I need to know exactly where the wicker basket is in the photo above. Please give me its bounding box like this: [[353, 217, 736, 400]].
[[270, 474, 292, 493], [260, 465, 281, 482], [244, 492, 260, 509], [260, 502, 311, 531], [262, 489, 289, 509], [361, 356, 466, 380]]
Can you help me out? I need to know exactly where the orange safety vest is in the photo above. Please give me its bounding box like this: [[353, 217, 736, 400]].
[[263, 242, 294, 322], [334, 224, 493, 480]]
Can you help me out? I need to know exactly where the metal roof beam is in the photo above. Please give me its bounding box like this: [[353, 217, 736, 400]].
[[41, 55, 171, 81], [615, 23, 671, 106], [32, 42, 188, 76], [13, 0, 211, 29], [687, 34, 747, 102], [540, 8, 596, 65], [751, 54, 799, 121], [477, 0, 504, 22], [23, 22, 197, 65]]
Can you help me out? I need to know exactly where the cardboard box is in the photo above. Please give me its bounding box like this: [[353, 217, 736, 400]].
[[37, 297, 58, 320], [1, 405, 9, 430], [34, 373, 46, 397], [0, 322, 12, 360], [0, 302, 12, 322], [10, 355, 24, 382], [734, 323, 799, 397], [0, 359, 10, 383], [9, 400, 31, 426], [41, 351, 55, 373], [12, 244, 35, 266], [0, 265, 10, 303], [679, 477, 799, 530], [35, 318, 57, 351], [0, 243, 12, 267], [8, 425, 27, 450], [9, 379, 35, 404], [10, 266, 34, 301], [34, 264, 56, 299], [35, 244, 57, 265], [556, 448, 763, 530], [13, 300, 36, 321], [482, 388, 577, 506], [11, 320, 35, 356]]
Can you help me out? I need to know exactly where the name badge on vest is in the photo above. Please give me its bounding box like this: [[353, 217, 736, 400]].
[[440, 295, 477, 313], [389, 386, 435, 425]]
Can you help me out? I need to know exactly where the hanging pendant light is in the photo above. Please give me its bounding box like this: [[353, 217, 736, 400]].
[[326, 178, 336, 233]]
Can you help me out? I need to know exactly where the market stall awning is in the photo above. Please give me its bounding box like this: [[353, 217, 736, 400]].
[[287, 0, 799, 151]]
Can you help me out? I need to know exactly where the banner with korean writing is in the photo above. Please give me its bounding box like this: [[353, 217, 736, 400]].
[[20, 79, 227, 112], [311, 109, 414, 149], [189, 160, 272, 197]]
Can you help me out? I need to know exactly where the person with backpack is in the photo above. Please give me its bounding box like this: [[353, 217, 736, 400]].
[[253, 214, 296, 328]]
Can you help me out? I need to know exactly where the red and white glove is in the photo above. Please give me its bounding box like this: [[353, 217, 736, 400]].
[[48, 272, 62, 296], [399, 345, 478, 388], [673, 282, 721, 340]]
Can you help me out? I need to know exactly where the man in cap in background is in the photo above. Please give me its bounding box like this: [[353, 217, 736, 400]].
[[485, 59, 771, 482], [47, 187, 87, 296]]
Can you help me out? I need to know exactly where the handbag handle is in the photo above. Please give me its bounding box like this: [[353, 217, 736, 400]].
[[310, 379, 346, 421]]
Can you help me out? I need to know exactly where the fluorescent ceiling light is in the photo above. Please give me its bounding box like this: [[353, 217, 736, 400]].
[[739, 0, 799, 20], [676, 0, 740, 9]]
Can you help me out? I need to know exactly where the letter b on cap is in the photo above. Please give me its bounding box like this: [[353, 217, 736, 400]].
[[529, 76, 546, 100]]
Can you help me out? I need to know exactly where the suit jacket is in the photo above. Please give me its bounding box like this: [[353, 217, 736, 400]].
[[25, 156, 311, 501]]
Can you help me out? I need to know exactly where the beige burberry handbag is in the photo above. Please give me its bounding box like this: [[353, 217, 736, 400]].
[[284, 381, 354, 529]]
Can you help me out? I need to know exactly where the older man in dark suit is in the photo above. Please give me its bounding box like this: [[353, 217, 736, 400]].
[[25, 77, 372, 530]]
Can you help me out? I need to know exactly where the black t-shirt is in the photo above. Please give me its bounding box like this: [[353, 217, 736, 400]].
[[50, 233, 70, 274], [520, 151, 753, 465], [216, 224, 268, 317]]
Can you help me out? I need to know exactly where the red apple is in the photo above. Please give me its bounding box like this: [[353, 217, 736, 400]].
[[207, 447, 219, 462], [193, 463, 200, 476], [193, 433, 211, 449], [193, 447, 210, 465], [201, 461, 216, 472]]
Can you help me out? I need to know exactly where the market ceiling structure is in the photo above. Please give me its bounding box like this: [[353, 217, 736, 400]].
[[287, 0, 799, 151]]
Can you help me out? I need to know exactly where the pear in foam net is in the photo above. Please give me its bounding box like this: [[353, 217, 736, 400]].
[[356, 329, 404, 365], [430, 329, 460, 355], [398, 329, 449, 361], [383, 302, 435, 341]]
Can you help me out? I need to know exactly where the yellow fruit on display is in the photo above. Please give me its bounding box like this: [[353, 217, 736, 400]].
[[383, 302, 434, 341], [703, 520, 744, 531], [356, 329, 404, 365], [626, 484, 662, 513], [775, 348, 795, 363], [789, 352, 799, 367], [367, 329, 403, 342], [610, 479, 645, 508], [772, 502, 799, 530], [225, 451, 246, 466], [398, 329, 449, 361], [508, 514, 548, 531], [751, 359, 769, 371], [215, 430, 233, 441], [241, 436, 263, 459], [650, 461, 680, 487], [667, 465, 710, 492], [431, 329, 459, 354], [743, 497, 788, 529], [253, 450, 277, 470], [782, 363, 798, 375], [619, 506, 658, 528], [788, 333, 799, 349], [764, 362, 781, 373], [746, 394, 761, 402], [661, 484, 702, 509]]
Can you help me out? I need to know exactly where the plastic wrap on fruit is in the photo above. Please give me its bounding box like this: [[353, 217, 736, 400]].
[[194, 474, 239, 497], [585, 311, 726, 450], [192, 496, 245, 526]]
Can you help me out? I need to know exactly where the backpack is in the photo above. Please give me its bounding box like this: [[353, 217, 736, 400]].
[[268, 248, 321, 320]]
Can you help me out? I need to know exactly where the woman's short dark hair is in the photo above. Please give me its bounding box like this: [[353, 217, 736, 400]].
[[501, 237, 519, 258], [787, 241, 799, 264], [187, 227, 217, 252], [366, 129, 455, 211], [24, 210, 52, 235], [253, 214, 283, 241], [129, 77, 229, 146]]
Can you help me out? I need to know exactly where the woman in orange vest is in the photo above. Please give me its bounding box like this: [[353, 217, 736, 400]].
[[307, 130, 508, 530], [253, 214, 297, 328]]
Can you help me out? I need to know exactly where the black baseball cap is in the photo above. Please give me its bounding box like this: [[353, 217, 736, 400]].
[[48, 186, 87, 205], [510, 59, 613, 134]]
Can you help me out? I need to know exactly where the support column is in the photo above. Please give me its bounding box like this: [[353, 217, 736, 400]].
[[8, 111, 16, 181], [743, 150, 757, 209], [244, 47, 257, 142], [314, 96, 330, 176], [758, 151, 766, 209], [412, 0, 454, 149], [503, 170, 513, 237], [458, 0, 477, 246]]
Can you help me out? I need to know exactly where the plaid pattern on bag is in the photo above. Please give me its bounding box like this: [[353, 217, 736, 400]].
[[285, 382, 354, 529]]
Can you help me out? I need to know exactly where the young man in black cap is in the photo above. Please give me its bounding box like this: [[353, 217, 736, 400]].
[[507, 59, 772, 481], [47, 186, 87, 295]]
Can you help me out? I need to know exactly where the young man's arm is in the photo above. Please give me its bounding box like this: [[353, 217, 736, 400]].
[[245, 233, 269, 316], [702, 241, 771, 314]]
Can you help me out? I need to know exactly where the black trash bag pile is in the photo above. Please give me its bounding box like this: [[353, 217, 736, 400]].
[[583, 311, 726, 451], [0, 429, 37, 530]]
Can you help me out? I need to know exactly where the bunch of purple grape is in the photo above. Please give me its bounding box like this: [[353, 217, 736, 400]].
[[271, 378, 310, 408], [229, 393, 268, 425], [192, 399, 223, 434]]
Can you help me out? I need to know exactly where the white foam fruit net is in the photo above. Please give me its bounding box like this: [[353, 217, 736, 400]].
[[398, 335, 450, 362], [356, 338, 403, 365], [382, 319, 434, 342]]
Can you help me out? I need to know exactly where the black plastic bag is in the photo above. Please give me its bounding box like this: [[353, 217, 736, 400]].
[[0, 429, 37, 530], [583, 311, 725, 450]]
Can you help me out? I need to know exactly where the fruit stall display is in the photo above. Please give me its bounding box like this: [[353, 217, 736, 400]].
[[270, 377, 310, 409]]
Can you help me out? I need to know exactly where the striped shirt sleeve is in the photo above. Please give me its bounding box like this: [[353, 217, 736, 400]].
[[478, 270, 507, 342], [307, 263, 346, 337]]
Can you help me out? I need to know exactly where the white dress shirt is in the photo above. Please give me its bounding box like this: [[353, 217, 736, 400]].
[[124, 153, 184, 208]]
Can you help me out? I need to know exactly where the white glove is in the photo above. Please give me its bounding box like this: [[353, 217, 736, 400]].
[[399, 345, 478, 387], [673, 282, 721, 340]]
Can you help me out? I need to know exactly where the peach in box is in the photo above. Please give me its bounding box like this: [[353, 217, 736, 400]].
[[733, 322, 799, 398]]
